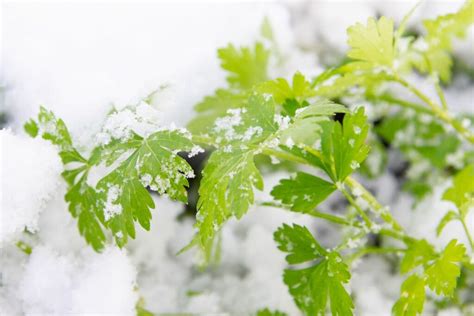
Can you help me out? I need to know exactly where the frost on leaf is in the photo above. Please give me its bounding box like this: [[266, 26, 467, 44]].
[[97, 130, 195, 246], [274, 224, 354, 316]]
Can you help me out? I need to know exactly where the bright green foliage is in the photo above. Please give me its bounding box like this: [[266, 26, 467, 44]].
[[419, 0, 474, 82], [195, 148, 263, 247], [256, 308, 288, 316], [306, 108, 370, 182], [194, 93, 277, 251], [274, 224, 324, 264], [257, 72, 314, 105], [218, 42, 270, 89], [26, 106, 196, 250], [271, 172, 336, 212], [425, 240, 466, 296], [279, 99, 347, 145], [443, 164, 474, 210], [392, 275, 426, 316], [65, 173, 107, 250], [97, 131, 195, 246], [274, 224, 354, 315], [400, 239, 436, 273], [347, 16, 394, 67], [187, 89, 247, 134]]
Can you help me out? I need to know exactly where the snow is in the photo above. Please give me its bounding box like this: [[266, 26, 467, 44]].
[[1, 1, 473, 315], [18, 246, 137, 315], [0, 129, 63, 244]]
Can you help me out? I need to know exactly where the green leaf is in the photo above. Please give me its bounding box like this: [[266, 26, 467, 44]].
[[24, 119, 39, 137], [436, 211, 459, 236], [274, 224, 354, 315], [283, 252, 354, 316], [443, 164, 474, 210], [257, 72, 314, 105], [400, 239, 436, 274], [392, 275, 426, 316], [271, 172, 336, 212], [218, 42, 270, 89], [187, 89, 247, 134], [97, 130, 195, 245], [324, 107, 370, 181], [65, 174, 107, 251], [195, 147, 263, 249], [274, 223, 325, 264], [425, 239, 466, 296], [347, 16, 395, 67], [256, 308, 287, 316]]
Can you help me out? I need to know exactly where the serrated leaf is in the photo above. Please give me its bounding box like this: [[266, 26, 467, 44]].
[[195, 148, 263, 248], [271, 172, 336, 212], [392, 275, 426, 316], [347, 16, 394, 67], [218, 42, 270, 89], [425, 239, 466, 296], [257, 72, 314, 105], [274, 223, 325, 264], [65, 174, 107, 251], [97, 130, 195, 245], [400, 239, 436, 274], [283, 252, 353, 316], [443, 164, 474, 210]]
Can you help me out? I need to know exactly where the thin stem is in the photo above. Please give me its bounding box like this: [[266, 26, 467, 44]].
[[393, 75, 474, 144], [345, 176, 404, 232], [340, 187, 373, 228], [376, 93, 433, 115], [261, 148, 309, 165], [460, 217, 474, 251], [435, 81, 449, 110], [346, 246, 404, 264]]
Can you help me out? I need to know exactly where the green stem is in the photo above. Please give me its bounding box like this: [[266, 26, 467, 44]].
[[261, 148, 309, 165], [435, 81, 449, 110], [376, 93, 433, 115], [460, 217, 474, 251], [340, 187, 373, 228], [259, 201, 358, 227], [345, 176, 404, 232], [346, 246, 404, 264], [393, 75, 474, 144]]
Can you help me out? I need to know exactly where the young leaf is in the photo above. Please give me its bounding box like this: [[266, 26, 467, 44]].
[[274, 224, 354, 315], [425, 239, 466, 296], [400, 239, 436, 274], [392, 275, 426, 316], [274, 223, 325, 264], [419, 0, 474, 82], [442, 164, 474, 210], [257, 72, 314, 105], [347, 16, 394, 67], [218, 42, 270, 89], [271, 172, 336, 212]]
